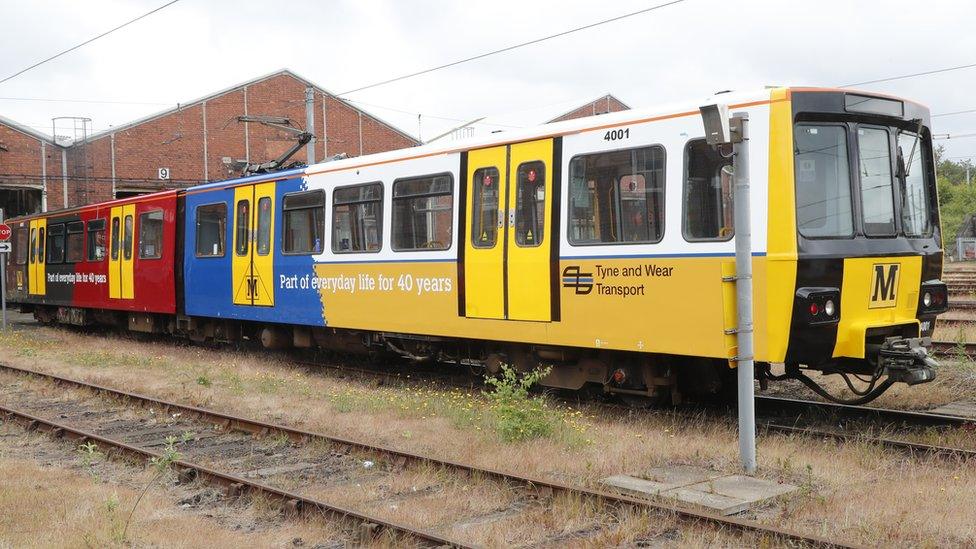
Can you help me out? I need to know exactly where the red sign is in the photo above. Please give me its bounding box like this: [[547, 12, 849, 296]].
[[0, 224, 10, 241]]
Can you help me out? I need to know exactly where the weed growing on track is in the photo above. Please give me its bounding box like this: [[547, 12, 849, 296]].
[[77, 441, 104, 478], [121, 435, 183, 542], [484, 365, 554, 442]]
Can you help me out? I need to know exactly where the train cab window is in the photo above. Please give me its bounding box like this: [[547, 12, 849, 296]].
[[471, 167, 500, 248], [858, 127, 896, 236], [47, 224, 65, 264], [683, 140, 733, 241], [14, 227, 28, 265], [256, 197, 272, 256], [87, 219, 107, 261], [794, 125, 854, 238], [123, 215, 134, 260], [235, 200, 250, 256], [195, 203, 227, 257], [898, 130, 932, 237], [138, 210, 164, 259], [568, 146, 666, 245], [283, 190, 325, 254], [66, 221, 85, 263], [392, 174, 453, 251], [515, 162, 545, 247], [110, 217, 121, 260], [333, 184, 382, 253]]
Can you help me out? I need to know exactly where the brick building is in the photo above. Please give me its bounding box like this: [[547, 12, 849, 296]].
[[0, 69, 418, 218], [547, 94, 630, 123]]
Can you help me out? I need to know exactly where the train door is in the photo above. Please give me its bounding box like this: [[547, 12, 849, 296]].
[[463, 138, 555, 321], [27, 218, 46, 296], [108, 205, 135, 300], [232, 182, 275, 306]]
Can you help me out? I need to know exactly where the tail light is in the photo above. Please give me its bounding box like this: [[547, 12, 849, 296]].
[[917, 280, 948, 315], [796, 287, 841, 326]]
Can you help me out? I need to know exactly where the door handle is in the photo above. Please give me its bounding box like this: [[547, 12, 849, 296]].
[[508, 211, 515, 227]]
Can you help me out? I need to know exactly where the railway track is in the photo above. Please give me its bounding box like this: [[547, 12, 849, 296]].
[[0, 362, 844, 548]]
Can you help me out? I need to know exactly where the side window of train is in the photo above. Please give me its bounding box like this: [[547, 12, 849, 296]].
[[14, 227, 28, 265], [471, 167, 500, 248], [139, 210, 164, 259], [196, 203, 227, 257], [110, 217, 121, 260], [282, 190, 325, 254], [333, 183, 382, 253], [683, 140, 734, 241], [87, 219, 107, 261], [66, 221, 85, 263], [568, 145, 666, 245], [47, 224, 65, 264], [515, 162, 545, 247], [235, 200, 250, 256], [392, 174, 453, 251], [123, 215, 134, 260]]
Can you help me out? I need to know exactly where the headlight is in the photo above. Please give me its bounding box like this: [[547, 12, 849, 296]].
[[824, 299, 835, 317], [923, 292, 932, 307]]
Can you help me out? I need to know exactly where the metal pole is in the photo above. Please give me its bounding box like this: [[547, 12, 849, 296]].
[[966, 162, 971, 186], [732, 112, 755, 474], [305, 87, 316, 165]]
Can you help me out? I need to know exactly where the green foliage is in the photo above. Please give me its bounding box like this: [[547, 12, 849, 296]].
[[484, 364, 554, 442], [195, 374, 212, 387], [77, 441, 104, 477], [122, 436, 183, 542], [935, 146, 976, 244]]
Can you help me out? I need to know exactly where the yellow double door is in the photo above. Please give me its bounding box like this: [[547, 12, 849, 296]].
[[109, 205, 135, 300], [232, 182, 276, 307], [464, 138, 555, 321], [27, 218, 46, 296]]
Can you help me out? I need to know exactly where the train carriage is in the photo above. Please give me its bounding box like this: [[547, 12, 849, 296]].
[[4, 86, 949, 404], [4, 191, 179, 327]]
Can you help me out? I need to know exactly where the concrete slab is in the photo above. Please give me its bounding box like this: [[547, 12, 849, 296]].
[[929, 401, 976, 419], [601, 465, 797, 516]]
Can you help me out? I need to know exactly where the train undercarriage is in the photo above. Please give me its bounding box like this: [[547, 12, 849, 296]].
[[25, 303, 935, 405]]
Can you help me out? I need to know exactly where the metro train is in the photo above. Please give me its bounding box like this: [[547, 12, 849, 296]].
[[3, 86, 949, 404]]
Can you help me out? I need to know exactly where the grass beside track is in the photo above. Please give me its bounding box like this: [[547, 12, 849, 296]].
[[1, 315, 976, 546]]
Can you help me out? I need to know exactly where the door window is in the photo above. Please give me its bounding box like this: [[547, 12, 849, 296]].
[[235, 200, 250, 256], [123, 215, 134, 260], [256, 196, 272, 255], [111, 217, 121, 260], [514, 162, 545, 247], [471, 167, 500, 248]]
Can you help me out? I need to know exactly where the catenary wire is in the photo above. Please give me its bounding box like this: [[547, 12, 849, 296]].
[[0, 0, 182, 86]]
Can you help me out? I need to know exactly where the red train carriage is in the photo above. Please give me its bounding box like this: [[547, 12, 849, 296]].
[[4, 191, 179, 329]]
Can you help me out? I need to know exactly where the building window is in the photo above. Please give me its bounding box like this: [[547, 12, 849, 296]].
[[110, 217, 120, 260], [569, 146, 666, 245], [471, 167, 500, 248], [235, 200, 250, 256], [683, 140, 733, 241], [392, 174, 453, 251], [283, 190, 325, 254], [14, 227, 27, 265], [196, 203, 227, 257], [138, 210, 164, 259], [333, 183, 382, 253], [87, 219, 107, 261], [66, 221, 85, 262], [46, 223, 65, 264]]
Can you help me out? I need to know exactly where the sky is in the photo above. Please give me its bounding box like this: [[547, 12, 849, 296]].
[[1, 0, 976, 162]]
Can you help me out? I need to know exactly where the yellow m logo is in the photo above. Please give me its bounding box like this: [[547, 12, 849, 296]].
[[869, 263, 899, 308]]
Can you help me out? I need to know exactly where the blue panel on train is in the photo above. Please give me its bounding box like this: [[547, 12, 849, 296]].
[[182, 169, 326, 327]]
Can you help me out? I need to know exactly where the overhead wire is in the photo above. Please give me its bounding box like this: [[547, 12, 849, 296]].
[[0, 0, 182, 86], [335, 0, 689, 96]]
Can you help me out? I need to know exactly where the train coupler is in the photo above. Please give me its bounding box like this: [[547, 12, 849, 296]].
[[878, 337, 937, 386]]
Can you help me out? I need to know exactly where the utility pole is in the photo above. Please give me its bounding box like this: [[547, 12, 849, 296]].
[[699, 104, 755, 473], [305, 87, 316, 165]]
